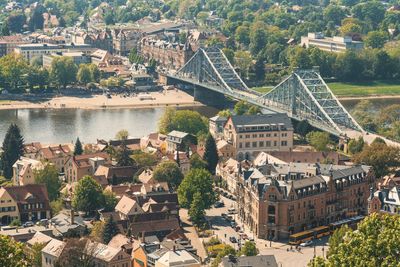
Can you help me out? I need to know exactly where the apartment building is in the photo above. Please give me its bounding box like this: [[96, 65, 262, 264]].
[[236, 160, 375, 240], [368, 175, 400, 215], [0, 35, 30, 57], [64, 152, 109, 183], [301, 32, 364, 53], [36, 144, 73, 173], [223, 114, 294, 160], [12, 157, 44, 186]]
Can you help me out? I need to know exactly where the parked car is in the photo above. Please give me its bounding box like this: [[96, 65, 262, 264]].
[[23, 221, 34, 227], [214, 201, 225, 208], [230, 221, 237, 228], [221, 213, 227, 218], [300, 240, 313, 247], [229, 236, 237, 243], [235, 226, 241, 232], [228, 208, 236, 214], [240, 233, 248, 240], [225, 215, 234, 222]]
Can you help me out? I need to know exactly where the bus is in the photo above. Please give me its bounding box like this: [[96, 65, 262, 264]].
[[289, 230, 314, 245]]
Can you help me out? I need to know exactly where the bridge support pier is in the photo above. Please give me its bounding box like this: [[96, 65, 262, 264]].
[[193, 85, 230, 108]]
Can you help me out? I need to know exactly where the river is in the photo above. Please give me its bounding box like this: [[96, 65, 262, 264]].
[[0, 98, 397, 144]]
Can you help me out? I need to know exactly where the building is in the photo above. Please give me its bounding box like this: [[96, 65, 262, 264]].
[[140, 38, 194, 70], [94, 165, 137, 186], [166, 152, 190, 174], [41, 238, 66, 267], [219, 255, 278, 267], [166, 131, 195, 154], [223, 114, 294, 160], [64, 152, 109, 183], [301, 32, 364, 53], [131, 74, 159, 91], [85, 240, 132, 267], [37, 144, 72, 173], [155, 250, 200, 267], [113, 29, 142, 56], [14, 43, 93, 63], [368, 175, 400, 215], [12, 157, 44, 186], [216, 140, 235, 160], [236, 161, 375, 240], [23, 142, 42, 159], [258, 151, 349, 165], [0, 184, 51, 224], [0, 35, 30, 57], [71, 29, 113, 53], [216, 158, 239, 194], [209, 115, 227, 139], [0, 225, 53, 243], [42, 51, 91, 68]]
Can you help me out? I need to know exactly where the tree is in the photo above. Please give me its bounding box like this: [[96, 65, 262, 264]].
[[1, 124, 24, 179], [131, 151, 158, 169], [295, 120, 313, 139], [0, 235, 27, 267], [323, 5, 346, 25], [29, 6, 45, 31], [0, 53, 29, 91], [158, 108, 208, 136], [50, 56, 78, 89], [218, 109, 232, 117], [234, 50, 252, 78], [115, 143, 135, 167], [128, 48, 144, 64], [103, 190, 117, 212], [115, 129, 129, 140], [104, 11, 115, 25], [102, 216, 119, 244], [348, 137, 364, 154], [211, 244, 236, 267], [190, 154, 207, 170], [153, 161, 183, 189], [74, 137, 83, 155], [77, 64, 92, 84], [1, 22, 10, 36], [353, 142, 400, 178], [7, 13, 26, 33], [88, 64, 100, 83], [72, 176, 104, 214], [178, 168, 216, 209], [188, 192, 206, 227], [247, 105, 261, 115], [306, 131, 331, 151], [249, 22, 267, 56], [239, 241, 258, 256], [234, 101, 251, 115], [309, 214, 400, 267], [29, 242, 46, 267], [34, 164, 61, 201], [203, 134, 218, 174], [365, 31, 388, 49]]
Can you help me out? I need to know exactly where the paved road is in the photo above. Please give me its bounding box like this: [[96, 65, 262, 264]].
[[205, 194, 329, 267]]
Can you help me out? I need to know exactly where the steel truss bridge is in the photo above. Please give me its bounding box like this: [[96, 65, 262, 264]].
[[166, 47, 398, 145]]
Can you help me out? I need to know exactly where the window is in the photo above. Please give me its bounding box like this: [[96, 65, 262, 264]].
[[282, 133, 287, 137], [281, 141, 287, 146], [259, 134, 264, 138], [245, 142, 250, 148], [245, 134, 250, 138], [259, 141, 264, 147], [252, 142, 257, 148], [274, 133, 277, 137], [266, 141, 271, 147], [252, 134, 257, 138], [266, 133, 271, 137], [274, 141, 277, 146], [239, 135, 243, 139], [239, 143, 243, 148]]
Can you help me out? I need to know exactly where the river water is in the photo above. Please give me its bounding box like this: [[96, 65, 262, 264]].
[[0, 98, 398, 144]]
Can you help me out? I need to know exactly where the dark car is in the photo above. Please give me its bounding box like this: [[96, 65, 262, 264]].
[[230, 221, 237, 228], [214, 201, 225, 208], [229, 236, 237, 243]]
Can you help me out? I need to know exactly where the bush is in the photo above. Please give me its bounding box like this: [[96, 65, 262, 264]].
[[9, 218, 21, 226]]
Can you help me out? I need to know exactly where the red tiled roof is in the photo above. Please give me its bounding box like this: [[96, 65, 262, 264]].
[[2, 184, 50, 211]]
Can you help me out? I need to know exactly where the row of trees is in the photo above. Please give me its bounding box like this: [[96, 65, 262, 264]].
[[0, 54, 101, 93]]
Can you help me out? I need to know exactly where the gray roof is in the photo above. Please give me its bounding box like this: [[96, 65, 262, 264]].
[[209, 115, 227, 122], [220, 255, 278, 267], [230, 113, 293, 130], [167, 130, 188, 139]]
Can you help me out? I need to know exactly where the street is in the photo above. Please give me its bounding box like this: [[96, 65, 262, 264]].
[[205, 194, 329, 267]]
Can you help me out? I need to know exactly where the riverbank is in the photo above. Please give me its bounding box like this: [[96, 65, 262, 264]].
[[0, 90, 202, 110]]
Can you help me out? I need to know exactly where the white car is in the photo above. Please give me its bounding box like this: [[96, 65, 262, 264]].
[[300, 240, 313, 247]]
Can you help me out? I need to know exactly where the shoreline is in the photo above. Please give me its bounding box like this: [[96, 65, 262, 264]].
[[338, 95, 400, 100], [0, 90, 203, 111]]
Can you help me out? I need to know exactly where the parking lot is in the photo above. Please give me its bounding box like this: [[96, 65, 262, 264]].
[[206, 193, 329, 266]]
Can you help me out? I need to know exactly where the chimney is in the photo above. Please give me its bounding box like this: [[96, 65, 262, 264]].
[[141, 231, 146, 243], [70, 209, 75, 225]]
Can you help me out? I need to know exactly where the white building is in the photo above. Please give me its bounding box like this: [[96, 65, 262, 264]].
[[301, 32, 364, 53], [155, 250, 201, 267]]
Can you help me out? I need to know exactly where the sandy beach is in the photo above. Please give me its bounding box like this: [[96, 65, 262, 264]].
[[0, 90, 202, 110]]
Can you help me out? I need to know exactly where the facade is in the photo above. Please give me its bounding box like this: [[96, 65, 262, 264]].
[[216, 140, 235, 160], [41, 238, 66, 267], [37, 144, 72, 173], [14, 43, 93, 63], [301, 32, 364, 53], [64, 152, 109, 183], [42, 51, 91, 68], [219, 255, 278, 267], [113, 29, 142, 56], [86, 240, 132, 267], [140, 38, 194, 70], [223, 114, 294, 160], [166, 131, 191, 154], [0, 184, 51, 224], [12, 157, 44, 186], [155, 250, 201, 267], [368, 175, 400, 215], [216, 158, 239, 194], [209, 115, 227, 139], [0, 35, 29, 57], [23, 142, 42, 159], [236, 161, 375, 240]]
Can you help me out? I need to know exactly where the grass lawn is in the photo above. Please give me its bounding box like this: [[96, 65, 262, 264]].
[[326, 81, 400, 97], [252, 81, 400, 97]]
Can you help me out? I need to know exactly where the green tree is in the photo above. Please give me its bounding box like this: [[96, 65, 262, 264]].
[[10, 218, 21, 226], [306, 131, 331, 151], [218, 109, 232, 117], [247, 105, 261, 115], [234, 100, 251, 115], [104, 11, 115, 25], [323, 5, 346, 25], [211, 244, 236, 267], [77, 64, 92, 84], [234, 50, 252, 78], [203, 134, 218, 174], [72, 176, 104, 215], [102, 216, 119, 244], [88, 64, 100, 83], [34, 164, 61, 201], [7, 13, 26, 33], [188, 191, 206, 227], [190, 154, 207, 170], [348, 137, 364, 154], [239, 241, 258, 256], [178, 168, 216, 209], [0, 235, 27, 267], [249, 22, 267, 56], [103, 190, 117, 212], [365, 31, 388, 49], [153, 161, 183, 189], [50, 56, 78, 89], [1, 22, 10, 36], [115, 143, 135, 167], [1, 124, 24, 179], [50, 198, 63, 215], [0, 53, 29, 91], [115, 129, 129, 140], [309, 214, 400, 267], [74, 137, 83, 155], [128, 48, 144, 64], [158, 108, 208, 136], [353, 142, 400, 178], [131, 151, 158, 169], [29, 242, 46, 267]]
